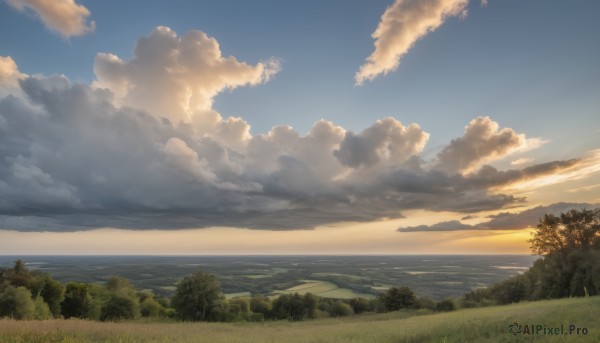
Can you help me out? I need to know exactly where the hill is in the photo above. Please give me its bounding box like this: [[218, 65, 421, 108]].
[[1, 296, 598, 342]]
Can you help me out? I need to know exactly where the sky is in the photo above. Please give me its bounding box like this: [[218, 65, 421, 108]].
[[0, 0, 599, 255]]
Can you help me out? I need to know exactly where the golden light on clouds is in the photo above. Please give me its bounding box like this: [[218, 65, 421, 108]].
[[502, 149, 600, 192], [0, 212, 533, 255]]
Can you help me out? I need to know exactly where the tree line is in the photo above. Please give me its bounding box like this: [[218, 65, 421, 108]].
[[460, 208, 600, 307], [1, 208, 598, 322], [0, 260, 453, 322]]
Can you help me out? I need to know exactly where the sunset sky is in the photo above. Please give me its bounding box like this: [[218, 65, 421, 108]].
[[0, 0, 599, 255]]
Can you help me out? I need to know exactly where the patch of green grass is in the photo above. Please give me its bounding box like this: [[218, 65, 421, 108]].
[[1, 297, 598, 342], [224, 292, 251, 299]]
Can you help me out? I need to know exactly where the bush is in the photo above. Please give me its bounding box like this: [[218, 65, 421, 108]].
[[380, 286, 416, 311], [140, 297, 161, 318], [0, 286, 35, 320], [436, 299, 456, 312], [349, 297, 371, 314], [330, 302, 353, 317], [250, 296, 271, 315], [61, 282, 102, 320], [100, 295, 140, 321], [34, 297, 52, 320]]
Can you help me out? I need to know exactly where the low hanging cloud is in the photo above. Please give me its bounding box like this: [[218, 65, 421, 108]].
[[398, 202, 600, 232], [0, 27, 597, 232], [6, 0, 95, 37], [355, 0, 468, 85]]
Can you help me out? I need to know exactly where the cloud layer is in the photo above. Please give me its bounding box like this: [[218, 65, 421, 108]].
[[398, 202, 600, 232], [0, 26, 596, 232], [6, 0, 95, 37], [355, 0, 468, 85]]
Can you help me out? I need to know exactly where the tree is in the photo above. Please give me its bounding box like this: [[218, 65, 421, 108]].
[[435, 299, 456, 312], [33, 297, 52, 320], [330, 302, 353, 317], [380, 286, 416, 311], [529, 208, 600, 257], [303, 293, 319, 318], [2, 260, 34, 288], [250, 296, 271, 316], [140, 297, 161, 318], [271, 294, 306, 320], [171, 271, 223, 321], [61, 282, 102, 320], [30, 274, 65, 318], [0, 286, 35, 320], [349, 297, 371, 314], [100, 295, 140, 321]]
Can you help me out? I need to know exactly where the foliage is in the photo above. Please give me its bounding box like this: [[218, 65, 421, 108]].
[[101, 295, 140, 321], [349, 297, 371, 314], [529, 208, 600, 256], [0, 286, 35, 320], [379, 286, 416, 311], [330, 302, 353, 317], [33, 297, 52, 320], [61, 282, 102, 320], [171, 271, 223, 321], [435, 299, 456, 312], [140, 297, 162, 318], [249, 296, 271, 316]]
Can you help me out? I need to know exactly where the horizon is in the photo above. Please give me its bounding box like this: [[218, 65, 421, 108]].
[[1, 0, 599, 255]]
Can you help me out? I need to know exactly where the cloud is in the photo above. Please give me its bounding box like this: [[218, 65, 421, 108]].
[[6, 0, 95, 37], [398, 202, 599, 231], [434, 116, 543, 174], [0, 27, 597, 232], [333, 117, 429, 169], [93, 26, 280, 125], [0, 56, 27, 89], [511, 157, 534, 166], [355, 0, 468, 85]]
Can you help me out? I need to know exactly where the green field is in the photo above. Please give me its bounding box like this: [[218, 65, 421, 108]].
[[272, 280, 375, 299], [1, 297, 598, 342]]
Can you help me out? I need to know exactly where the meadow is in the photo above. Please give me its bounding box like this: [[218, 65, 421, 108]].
[[1, 296, 597, 342]]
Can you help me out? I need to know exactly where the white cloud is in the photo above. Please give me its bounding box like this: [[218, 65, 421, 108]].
[[0, 30, 594, 232], [434, 116, 538, 174], [355, 0, 468, 85], [0, 56, 27, 89], [6, 0, 95, 37], [334, 117, 429, 169], [94, 26, 280, 125]]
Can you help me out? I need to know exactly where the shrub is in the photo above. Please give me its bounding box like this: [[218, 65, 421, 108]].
[[0, 286, 35, 320]]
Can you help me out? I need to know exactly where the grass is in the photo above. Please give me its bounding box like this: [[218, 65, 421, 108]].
[[1, 297, 599, 342], [272, 280, 374, 299]]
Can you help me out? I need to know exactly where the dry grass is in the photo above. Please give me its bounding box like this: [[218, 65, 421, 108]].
[[1, 297, 599, 342]]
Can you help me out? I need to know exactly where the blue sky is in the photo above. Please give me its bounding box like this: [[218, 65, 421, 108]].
[[2, 0, 598, 143], [0, 0, 599, 254]]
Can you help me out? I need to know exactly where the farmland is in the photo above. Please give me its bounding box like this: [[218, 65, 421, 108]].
[[0, 255, 536, 300]]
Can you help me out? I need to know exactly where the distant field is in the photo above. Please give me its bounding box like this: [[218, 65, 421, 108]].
[[272, 280, 375, 299], [1, 297, 598, 342], [0, 255, 537, 299]]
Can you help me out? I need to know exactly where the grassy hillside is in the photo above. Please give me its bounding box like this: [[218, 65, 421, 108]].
[[1, 296, 598, 343]]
